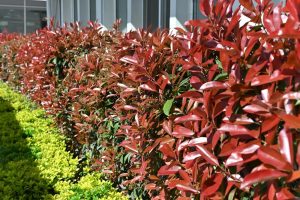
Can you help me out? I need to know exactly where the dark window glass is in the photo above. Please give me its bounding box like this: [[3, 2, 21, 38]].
[[144, 0, 159, 31], [193, 0, 205, 19], [74, 0, 78, 21], [161, 0, 170, 28], [0, 0, 24, 6], [26, 0, 46, 7], [0, 6, 24, 33], [90, 0, 96, 21], [116, 0, 127, 31], [26, 7, 46, 33]]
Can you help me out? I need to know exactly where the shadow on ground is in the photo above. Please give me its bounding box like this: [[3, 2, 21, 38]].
[[0, 97, 54, 199]]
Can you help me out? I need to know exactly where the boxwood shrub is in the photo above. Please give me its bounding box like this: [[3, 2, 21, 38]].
[[0, 82, 127, 199]]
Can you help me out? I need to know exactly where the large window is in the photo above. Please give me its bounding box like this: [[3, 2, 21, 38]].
[[116, 0, 127, 32], [0, 0, 46, 34], [144, 0, 170, 31]]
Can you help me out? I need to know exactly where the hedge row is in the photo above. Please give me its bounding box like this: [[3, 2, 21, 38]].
[[1, 0, 300, 199], [0, 82, 127, 200]]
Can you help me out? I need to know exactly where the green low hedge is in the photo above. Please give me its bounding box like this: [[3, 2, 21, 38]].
[[0, 82, 127, 200]]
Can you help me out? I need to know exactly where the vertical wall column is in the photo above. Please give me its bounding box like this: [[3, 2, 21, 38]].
[[169, 0, 192, 29], [127, 0, 143, 31], [77, 0, 90, 26], [47, 0, 61, 26], [102, 0, 116, 29], [60, 0, 74, 25]]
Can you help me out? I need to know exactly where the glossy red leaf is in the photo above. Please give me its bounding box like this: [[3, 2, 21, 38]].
[[276, 188, 295, 199], [188, 137, 207, 146], [202, 173, 224, 196], [283, 92, 300, 99], [172, 125, 195, 138], [199, 0, 213, 17], [222, 115, 254, 125], [159, 144, 176, 158], [182, 151, 201, 163], [251, 71, 288, 86], [196, 144, 219, 166], [240, 169, 288, 189], [226, 141, 261, 166], [239, 0, 255, 11], [157, 165, 181, 176], [176, 184, 199, 194], [174, 114, 202, 124], [120, 55, 139, 65], [278, 127, 294, 166], [218, 123, 259, 138], [243, 104, 269, 114], [139, 81, 158, 92], [261, 115, 280, 132], [297, 143, 300, 167], [287, 170, 300, 183], [200, 81, 228, 91], [278, 114, 300, 128], [145, 183, 157, 190], [257, 146, 293, 171]]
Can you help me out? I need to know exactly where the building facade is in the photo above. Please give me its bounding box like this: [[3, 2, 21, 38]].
[[47, 0, 206, 32], [0, 0, 47, 34], [0, 0, 283, 34]]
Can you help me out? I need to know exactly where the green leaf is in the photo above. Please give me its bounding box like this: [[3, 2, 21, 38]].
[[163, 98, 174, 116], [228, 188, 236, 200], [216, 58, 223, 70], [214, 72, 228, 81], [296, 100, 300, 106]]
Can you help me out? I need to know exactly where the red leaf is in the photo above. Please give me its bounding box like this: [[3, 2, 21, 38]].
[[225, 141, 260, 166], [297, 143, 300, 167], [174, 114, 202, 124], [139, 81, 158, 92], [159, 144, 176, 158], [176, 184, 199, 194], [223, 115, 254, 125], [199, 0, 213, 17], [178, 170, 191, 182], [240, 169, 288, 189], [283, 92, 300, 99], [251, 70, 288, 86], [120, 55, 139, 65], [182, 151, 201, 163], [158, 165, 181, 176], [276, 188, 295, 199], [172, 125, 195, 138], [200, 81, 228, 90], [120, 142, 138, 154], [243, 104, 269, 114], [278, 127, 294, 166], [145, 183, 157, 191], [257, 146, 293, 171], [219, 123, 259, 138], [261, 115, 280, 132], [188, 137, 208, 146], [179, 91, 202, 99], [268, 183, 276, 200], [163, 120, 172, 135], [239, 0, 255, 12], [168, 179, 189, 189], [202, 173, 224, 196], [287, 170, 300, 183], [196, 144, 219, 166], [278, 114, 300, 128]]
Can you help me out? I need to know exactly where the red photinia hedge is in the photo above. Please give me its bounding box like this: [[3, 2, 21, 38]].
[[1, 0, 300, 199]]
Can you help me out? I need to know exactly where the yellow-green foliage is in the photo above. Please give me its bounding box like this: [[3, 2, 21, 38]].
[[55, 173, 128, 200], [0, 82, 127, 200]]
